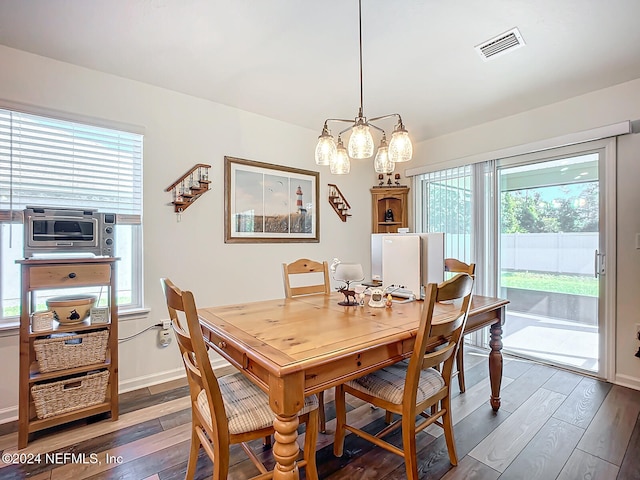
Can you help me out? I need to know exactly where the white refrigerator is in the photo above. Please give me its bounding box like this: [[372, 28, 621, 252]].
[[371, 233, 445, 298]]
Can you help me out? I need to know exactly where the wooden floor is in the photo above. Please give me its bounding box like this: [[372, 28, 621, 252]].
[[1, 347, 639, 480]]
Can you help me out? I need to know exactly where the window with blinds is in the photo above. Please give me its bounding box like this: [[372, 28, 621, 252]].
[[414, 161, 496, 301], [414, 162, 495, 350], [0, 110, 142, 216], [0, 108, 144, 323], [416, 165, 473, 263]]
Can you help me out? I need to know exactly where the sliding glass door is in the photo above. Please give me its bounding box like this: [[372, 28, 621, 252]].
[[497, 148, 605, 375], [415, 139, 612, 378]]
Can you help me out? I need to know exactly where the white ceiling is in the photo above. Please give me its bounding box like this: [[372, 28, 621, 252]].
[[1, 0, 640, 143]]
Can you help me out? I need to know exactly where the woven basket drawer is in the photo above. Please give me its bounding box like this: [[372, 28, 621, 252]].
[[34, 330, 109, 373], [31, 370, 109, 419]]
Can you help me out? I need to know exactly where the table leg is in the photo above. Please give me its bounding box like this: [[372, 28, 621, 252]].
[[489, 320, 504, 411], [273, 413, 300, 480]]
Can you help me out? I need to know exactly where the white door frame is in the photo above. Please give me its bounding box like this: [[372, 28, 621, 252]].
[[494, 138, 616, 380]]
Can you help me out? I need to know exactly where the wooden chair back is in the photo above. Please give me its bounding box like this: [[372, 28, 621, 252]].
[[444, 258, 476, 276], [282, 258, 331, 298], [443, 258, 475, 390], [161, 278, 228, 437], [406, 273, 474, 393]]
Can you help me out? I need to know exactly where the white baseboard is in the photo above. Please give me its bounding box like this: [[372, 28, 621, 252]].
[[118, 367, 187, 394], [615, 373, 640, 391], [0, 406, 17, 425], [119, 357, 231, 393]]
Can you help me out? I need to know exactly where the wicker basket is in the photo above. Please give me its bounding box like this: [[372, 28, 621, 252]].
[[31, 370, 109, 419], [34, 330, 109, 373], [31, 310, 55, 333]]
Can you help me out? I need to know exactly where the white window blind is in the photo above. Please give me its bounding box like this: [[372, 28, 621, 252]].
[[0, 109, 142, 218], [416, 165, 473, 263], [414, 161, 495, 298]]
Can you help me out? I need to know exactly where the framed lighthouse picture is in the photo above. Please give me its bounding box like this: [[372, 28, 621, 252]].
[[224, 156, 319, 243]]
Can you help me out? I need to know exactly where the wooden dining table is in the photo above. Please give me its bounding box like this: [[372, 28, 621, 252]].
[[197, 292, 509, 480]]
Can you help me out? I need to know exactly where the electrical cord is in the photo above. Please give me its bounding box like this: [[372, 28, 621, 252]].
[[391, 297, 415, 304], [355, 285, 416, 304], [382, 285, 416, 302], [118, 323, 163, 343]]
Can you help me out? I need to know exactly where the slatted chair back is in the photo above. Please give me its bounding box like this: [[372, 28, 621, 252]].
[[161, 278, 229, 434], [283, 258, 331, 298], [444, 258, 476, 276], [406, 273, 474, 399], [443, 259, 475, 393]]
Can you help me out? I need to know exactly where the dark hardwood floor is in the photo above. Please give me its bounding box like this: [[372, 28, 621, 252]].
[[1, 347, 639, 480]]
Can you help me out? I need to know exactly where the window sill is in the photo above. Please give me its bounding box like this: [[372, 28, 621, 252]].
[[0, 307, 151, 337], [0, 321, 19, 337], [118, 307, 151, 321]]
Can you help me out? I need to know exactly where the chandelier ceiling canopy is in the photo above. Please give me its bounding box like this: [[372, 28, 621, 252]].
[[315, 0, 413, 175]]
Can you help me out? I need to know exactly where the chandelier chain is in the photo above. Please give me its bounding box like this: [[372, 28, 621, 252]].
[[314, 0, 413, 172], [358, 0, 364, 117]]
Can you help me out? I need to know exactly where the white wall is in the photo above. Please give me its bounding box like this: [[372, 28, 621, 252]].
[[615, 131, 640, 389], [0, 45, 373, 422], [407, 77, 640, 390]]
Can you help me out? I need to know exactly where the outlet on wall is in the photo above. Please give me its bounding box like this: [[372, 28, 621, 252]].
[[158, 328, 172, 347]]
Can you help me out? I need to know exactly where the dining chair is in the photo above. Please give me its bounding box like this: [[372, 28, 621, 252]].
[[282, 258, 331, 298], [333, 273, 474, 480], [161, 278, 319, 480], [444, 258, 476, 393], [282, 258, 331, 433]]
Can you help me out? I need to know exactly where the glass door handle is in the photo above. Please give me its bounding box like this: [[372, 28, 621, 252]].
[[595, 250, 605, 278]]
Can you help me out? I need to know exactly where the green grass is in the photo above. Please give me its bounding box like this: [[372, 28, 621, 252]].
[[501, 271, 598, 296], [2, 295, 133, 319]]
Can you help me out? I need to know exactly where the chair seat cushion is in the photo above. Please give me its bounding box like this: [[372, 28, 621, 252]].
[[346, 362, 445, 405], [197, 372, 319, 435]]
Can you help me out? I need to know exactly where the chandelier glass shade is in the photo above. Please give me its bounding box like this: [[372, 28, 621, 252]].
[[315, 124, 337, 166], [330, 136, 350, 174], [388, 121, 413, 163], [348, 120, 374, 159], [374, 135, 394, 174], [314, 0, 412, 174]]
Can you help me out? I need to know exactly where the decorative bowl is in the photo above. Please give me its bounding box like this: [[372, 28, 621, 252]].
[[46, 294, 97, 324]]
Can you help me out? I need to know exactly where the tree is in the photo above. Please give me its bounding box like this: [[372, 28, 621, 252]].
[[427, 183, 470, 233], [501, 192, 519, 233], [500, 181, 599, 233], [501, 190, 545, 233]]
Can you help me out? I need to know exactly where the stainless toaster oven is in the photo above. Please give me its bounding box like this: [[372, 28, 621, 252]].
[[23, 207, 116, 258]]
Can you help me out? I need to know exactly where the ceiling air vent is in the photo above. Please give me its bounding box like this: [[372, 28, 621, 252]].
[[475, 27, 525, 61]]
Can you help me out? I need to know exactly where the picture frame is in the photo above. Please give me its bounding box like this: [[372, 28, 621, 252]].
[[224, 156, 319, 243]]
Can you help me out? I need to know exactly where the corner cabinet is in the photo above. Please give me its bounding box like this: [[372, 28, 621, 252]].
[[17, 257, 119, 448], [371, 186, 409, 233]]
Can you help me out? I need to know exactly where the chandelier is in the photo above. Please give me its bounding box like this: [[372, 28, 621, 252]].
[[314, 0, 413, 175]]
